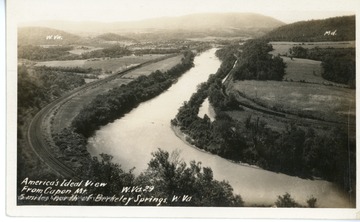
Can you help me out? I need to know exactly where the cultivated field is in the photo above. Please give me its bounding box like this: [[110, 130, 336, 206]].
[[281, 57, 349, 87], [35, 54, 167, 73], [122, 55, 183, 78], [270, 41, 355, 55], [231, 80, 355, 124]]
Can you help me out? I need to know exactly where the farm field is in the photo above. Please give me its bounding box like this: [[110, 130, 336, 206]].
[[230, 80, 355, 124], [270, 41, 356, 55], [35, 54, 167, 73], [121, 55, 183, 79], [281, 57, 349, 87]]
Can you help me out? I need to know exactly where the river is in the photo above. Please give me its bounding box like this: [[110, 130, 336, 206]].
[[87, 48, 351, 207]]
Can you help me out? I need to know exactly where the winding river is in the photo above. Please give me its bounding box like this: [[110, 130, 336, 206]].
[[87, 48, 351, 207]]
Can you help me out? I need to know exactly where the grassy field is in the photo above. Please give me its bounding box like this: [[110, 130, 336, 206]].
[[282, 57, 322, 82], [35, 54, 167, 73], [270, 41, 355, 55], [281, 57, 348, 87], [122, 55, 183, 79], [231, 80, 355, 124]]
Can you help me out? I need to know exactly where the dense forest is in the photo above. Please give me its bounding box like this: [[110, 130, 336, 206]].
[[72, 50, 195, 137], [289, 46, 355, 87], [172, 44, 355, 194], [263, 15, 355, 42], [18, 65, 86, 124], [17, 65, 87, 185], [231, 39, 286, 81]]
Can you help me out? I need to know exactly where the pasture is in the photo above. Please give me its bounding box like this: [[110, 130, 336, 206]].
[[281, 57, 348, 87], [231, 80, 355, 124]]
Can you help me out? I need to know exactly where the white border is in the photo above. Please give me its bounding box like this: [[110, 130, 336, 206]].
[[5, 0, 360, 219]]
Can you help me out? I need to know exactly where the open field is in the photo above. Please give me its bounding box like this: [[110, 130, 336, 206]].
[[35, 54, 168, 73], [122, 55, 183, 78], [270, 41, 356, 55], [281, 57, 349, 87], [230, 80, 355, 124], [282, 57, 322, 82]]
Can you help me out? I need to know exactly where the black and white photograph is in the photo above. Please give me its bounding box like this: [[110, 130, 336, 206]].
[[5, 0, 359, 219]]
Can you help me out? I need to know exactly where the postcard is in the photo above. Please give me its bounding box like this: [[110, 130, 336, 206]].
[[6, 0, 360, 219]]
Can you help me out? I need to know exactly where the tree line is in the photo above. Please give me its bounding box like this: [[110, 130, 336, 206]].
[[34, 65, 101, 74]]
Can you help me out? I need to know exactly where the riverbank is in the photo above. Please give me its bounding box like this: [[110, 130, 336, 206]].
[[171, 124, 262, 171]]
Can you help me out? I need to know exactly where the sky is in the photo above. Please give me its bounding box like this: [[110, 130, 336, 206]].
[[8, 0, 358, 24]]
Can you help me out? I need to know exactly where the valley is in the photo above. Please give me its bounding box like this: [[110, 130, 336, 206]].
[[17, 13, 356, 208]]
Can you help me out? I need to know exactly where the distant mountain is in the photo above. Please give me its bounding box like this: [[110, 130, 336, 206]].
[[263, 15, 355, 42], [18, 27, 83, 45], [20, 13, 285, 38]]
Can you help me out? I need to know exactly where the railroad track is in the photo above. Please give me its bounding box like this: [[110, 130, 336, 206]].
[[26, 54, 179, 178]]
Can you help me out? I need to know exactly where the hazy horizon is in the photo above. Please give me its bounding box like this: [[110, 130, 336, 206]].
[[11, 0, 358, 25], [18, 11, 355, 27]]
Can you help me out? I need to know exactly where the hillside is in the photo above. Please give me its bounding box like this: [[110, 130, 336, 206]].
[[18, 27, 84, 45], [20, 13, 285, 38], [263, 15, 355, 42]]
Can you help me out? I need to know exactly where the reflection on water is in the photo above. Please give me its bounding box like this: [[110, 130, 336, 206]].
[[88, 48, 351, 207]]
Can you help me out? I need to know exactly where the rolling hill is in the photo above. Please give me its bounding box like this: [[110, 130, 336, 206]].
[[18, 27, 83, 45], [263, 15, 355, 42], [19, 13, 285, 38]]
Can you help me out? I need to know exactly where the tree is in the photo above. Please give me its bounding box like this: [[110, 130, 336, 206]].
[[232, 39, 286, 81], [275, 193, 300, 208], [136, 149, 244, 206], [306, 196, 317, 208]]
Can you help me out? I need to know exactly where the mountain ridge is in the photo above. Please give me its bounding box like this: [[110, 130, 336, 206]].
[[263, 15, 355, 42], [19, 12, 285, 36]]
